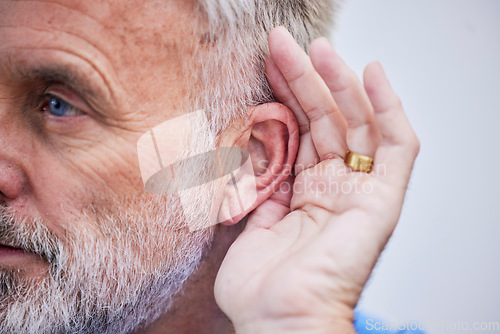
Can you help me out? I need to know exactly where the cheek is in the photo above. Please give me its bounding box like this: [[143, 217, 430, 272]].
[[27, 138, 145, 234]]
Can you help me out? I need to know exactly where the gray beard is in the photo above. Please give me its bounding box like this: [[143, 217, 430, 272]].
[[0, 117, 220, 333], [0, 195, 215, 334]]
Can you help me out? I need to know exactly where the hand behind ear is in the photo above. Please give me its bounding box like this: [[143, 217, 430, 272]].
[[214, 27, 419, 334]]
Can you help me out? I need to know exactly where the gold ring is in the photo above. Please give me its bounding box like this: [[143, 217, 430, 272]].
[[344, 150, 374, 173]]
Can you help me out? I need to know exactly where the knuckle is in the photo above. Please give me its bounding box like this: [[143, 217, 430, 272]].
[[392, 95, 403, 109], [287, 68, 307, 84], [329, 71, 354, 94], [378, 95, 402, 115], [286, 63, 313, 86], [405, 131, 420, 156], [413, 137, 421, 155], [307, 105, 332, 123]]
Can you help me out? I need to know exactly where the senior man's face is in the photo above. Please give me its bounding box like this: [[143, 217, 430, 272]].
[[0, 0, 217, 332]]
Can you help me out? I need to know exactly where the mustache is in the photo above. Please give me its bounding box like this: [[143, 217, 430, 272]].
[[0, 208, 61, 267]]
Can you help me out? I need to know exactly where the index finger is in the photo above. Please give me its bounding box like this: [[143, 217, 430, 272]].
[[268, 27, 348, 161]]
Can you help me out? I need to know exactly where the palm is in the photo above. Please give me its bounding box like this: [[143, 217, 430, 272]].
[[215, 27, 419, 330]]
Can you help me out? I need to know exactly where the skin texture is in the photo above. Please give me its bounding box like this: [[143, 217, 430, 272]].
[[0, 1, 419, 333]]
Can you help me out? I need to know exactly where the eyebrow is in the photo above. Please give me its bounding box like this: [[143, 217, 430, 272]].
[[14, 63, 114, 113]]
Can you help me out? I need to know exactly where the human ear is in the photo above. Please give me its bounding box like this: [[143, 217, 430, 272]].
[[218, 102, 299, 225]]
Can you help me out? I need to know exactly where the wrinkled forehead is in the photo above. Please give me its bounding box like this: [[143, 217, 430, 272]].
[[0, 0, 198, 75], [0, 0, 200, 113], [0, 0, 196, 42]]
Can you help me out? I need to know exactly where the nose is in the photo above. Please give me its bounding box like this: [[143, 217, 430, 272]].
[[0, 157, 26, 201], [0, 95, 27, 202]]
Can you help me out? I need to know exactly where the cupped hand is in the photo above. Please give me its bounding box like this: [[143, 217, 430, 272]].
[[215, 27, 420, 334]]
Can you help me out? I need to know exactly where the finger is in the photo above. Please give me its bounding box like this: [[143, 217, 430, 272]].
[[266, 57, 311, 135], [295, 133, 320, 174], [268, 27, 348, 160], [266, 57, 320, 172], [310, 38, 380, 158], [364, 62, 420, 183]]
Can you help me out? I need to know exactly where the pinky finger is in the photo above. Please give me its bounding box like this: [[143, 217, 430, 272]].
[[364, 62, 420, 184]]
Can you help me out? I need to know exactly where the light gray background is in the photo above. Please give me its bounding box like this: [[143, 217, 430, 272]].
[[331, 0, 500, 333]]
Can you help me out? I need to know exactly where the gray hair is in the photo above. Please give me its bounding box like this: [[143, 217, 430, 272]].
[[189, 0, 337, 133]]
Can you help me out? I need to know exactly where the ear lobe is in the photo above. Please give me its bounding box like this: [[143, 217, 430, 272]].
[[219, 103, 299, 225]]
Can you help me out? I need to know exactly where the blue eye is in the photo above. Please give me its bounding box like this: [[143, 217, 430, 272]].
[[46, 96, 82, 117]]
